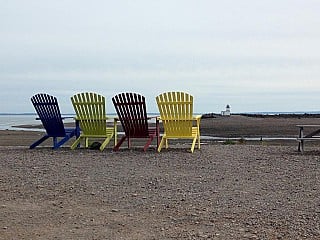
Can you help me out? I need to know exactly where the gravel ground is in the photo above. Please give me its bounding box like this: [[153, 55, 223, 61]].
[[1, 144, 320, 239]]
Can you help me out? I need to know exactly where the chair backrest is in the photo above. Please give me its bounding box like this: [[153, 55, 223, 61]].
[[71, 92, 107, 136], [31, 93, 66, 137], [156, 91, 193, 137], [112, 93, 149, 137]]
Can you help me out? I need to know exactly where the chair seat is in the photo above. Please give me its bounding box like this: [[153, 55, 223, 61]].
[[163, 127, 199, 138]]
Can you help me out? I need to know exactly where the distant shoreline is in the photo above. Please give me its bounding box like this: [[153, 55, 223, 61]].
[[3, 113, 320, 132], [201, 112, 320, 119], [2, 112, 320, 116]]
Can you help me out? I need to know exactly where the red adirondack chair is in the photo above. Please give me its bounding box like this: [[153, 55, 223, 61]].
[[112, 93, 159, 151]]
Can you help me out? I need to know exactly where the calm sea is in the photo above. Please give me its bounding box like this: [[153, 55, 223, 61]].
[[1, 112, 320, 131], [0, 115, 37, 130], [0, 113, 116, 131], [0, 114, 74, 131]]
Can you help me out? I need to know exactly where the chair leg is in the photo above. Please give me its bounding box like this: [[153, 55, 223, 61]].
[[30, 135, 50, 149], [143, 136, 154, 152], [300, 140, 304, 153], [113, 119, 117, 146], [100, 137, 112, 151], [113, 136, 127, 151], [85, 138, 89, 148], [191, 137, 197, 153], [71, 137, 82, 150], [157, 134, 160, 150], [127, 137, 131, 149], [54, 134, 73, 149], [158, 137, 166, 152], [100, 138, 111, 151], [53, 137, 58, 148], [156, 121, 160, 149]]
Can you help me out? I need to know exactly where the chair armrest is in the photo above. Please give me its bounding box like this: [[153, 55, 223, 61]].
[[157, 116, 201, 121], [193, 115, 201, 128], [193, 115, 202, 120], [61, 116, 75, 120], [113, 116, 159, 121], [35, 116, 75, 120], [74, 117, 108, 121], [147, 115, 160, 120], [296, 125, 320, 128]]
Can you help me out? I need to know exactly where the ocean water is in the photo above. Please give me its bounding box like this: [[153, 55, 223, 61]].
[[0, 113, 116, 131], [0, 115, 38, 130], [0, 114, 74, 131]]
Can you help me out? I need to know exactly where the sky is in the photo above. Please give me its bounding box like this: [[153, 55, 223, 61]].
[[1, 0, 320, 114]]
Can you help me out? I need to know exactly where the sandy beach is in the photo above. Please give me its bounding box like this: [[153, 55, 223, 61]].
[[1, 115, 320, 239]]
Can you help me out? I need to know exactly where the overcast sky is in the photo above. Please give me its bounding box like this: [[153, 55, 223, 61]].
[[1, 0, 320, 114]]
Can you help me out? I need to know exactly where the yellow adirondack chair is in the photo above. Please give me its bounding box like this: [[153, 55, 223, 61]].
[[70, 92, 117, 151], [156, 91, 201, 153]]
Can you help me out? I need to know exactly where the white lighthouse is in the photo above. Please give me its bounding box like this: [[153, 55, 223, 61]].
[[221, 104, 231, 116]]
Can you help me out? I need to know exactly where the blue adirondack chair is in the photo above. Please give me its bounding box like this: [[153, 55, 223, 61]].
[[30, 93, 79, 149]]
